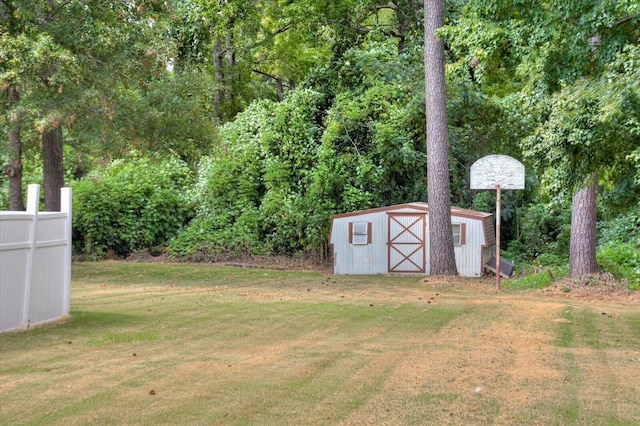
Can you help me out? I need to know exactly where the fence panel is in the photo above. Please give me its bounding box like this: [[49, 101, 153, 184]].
[[0, 185, 72, 332]]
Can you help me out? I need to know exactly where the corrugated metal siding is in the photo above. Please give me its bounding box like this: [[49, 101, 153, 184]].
[[330, 209, 392, 274], [451, 216, 486, 277], [330, 203, 494, 277]]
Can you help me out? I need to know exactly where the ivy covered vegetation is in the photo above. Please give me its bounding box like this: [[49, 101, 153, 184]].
[[1, 1, 638, 288]]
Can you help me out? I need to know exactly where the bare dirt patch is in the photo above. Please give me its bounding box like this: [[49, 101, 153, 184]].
[[6, 262, 638, 424], [338, 296, 570, 425], [540, 273, 639, 305], [123, 252, 639, 304], [125, 250, 334, 273]]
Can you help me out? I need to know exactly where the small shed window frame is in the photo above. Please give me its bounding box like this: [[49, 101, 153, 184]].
[[452, 223, 466, 246], [349, 221, 372, 245]]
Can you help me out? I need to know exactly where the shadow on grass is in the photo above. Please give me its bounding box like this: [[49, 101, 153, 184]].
[[69, 310, 142, 328]]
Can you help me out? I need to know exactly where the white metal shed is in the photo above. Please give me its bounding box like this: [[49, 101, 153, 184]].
[[329, 202, 495, 277]]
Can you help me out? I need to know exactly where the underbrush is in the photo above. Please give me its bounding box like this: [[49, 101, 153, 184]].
[[597, 242, 640, 290], [72, 153, 194, 259], [502, 240, 639, 291], [503, 259, 638, 292], [502, 265, 569, 290]]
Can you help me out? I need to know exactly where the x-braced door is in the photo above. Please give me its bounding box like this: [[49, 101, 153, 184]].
[[387, 213, 426, 273]]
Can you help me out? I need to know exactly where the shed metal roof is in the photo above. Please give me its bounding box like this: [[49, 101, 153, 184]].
[[331, 202, 493, 220]]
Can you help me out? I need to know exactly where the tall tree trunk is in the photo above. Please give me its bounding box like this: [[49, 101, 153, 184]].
[[211, 0, 235, 121], [424, 0, 457, 275], [211, 33, 235, 120], [569, 173, 598, 277], [7, 86, 25, 211], [42, 126, 64, 212], [212, 39, 223, 119], [225, 33, 236, 112]]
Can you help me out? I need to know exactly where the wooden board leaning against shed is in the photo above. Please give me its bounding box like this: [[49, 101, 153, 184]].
[[470, 155, 525, 291]]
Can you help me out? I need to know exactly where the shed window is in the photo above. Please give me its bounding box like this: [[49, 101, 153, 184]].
[[349, 221, 372, 245], [452, 223, 466, 245]]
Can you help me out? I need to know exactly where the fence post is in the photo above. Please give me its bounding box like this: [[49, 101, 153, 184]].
[[61, 188, 72, 316], [23, 184, 40, 329]]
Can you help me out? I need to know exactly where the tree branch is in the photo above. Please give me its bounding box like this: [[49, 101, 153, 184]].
[[375, 5, 397, 12], [613, 15, 636, 28], [272, 24, 293, 36], [252, 68, 291, 88]]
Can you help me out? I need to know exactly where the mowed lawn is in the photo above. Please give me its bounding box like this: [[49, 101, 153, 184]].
[[1, 262, 639, 425]]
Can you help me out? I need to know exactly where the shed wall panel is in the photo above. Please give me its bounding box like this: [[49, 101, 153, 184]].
[[331, 203, 493, 277], [331, 210, 391, 274], [452, 216, 485, 276]]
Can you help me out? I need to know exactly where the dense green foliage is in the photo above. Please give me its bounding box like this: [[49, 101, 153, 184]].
[[72, 153, 194, 258], [2, 1, 638, 286], [597, 242, 640, 289], [168, 35, 433, 260], [502, 265, 570, 291]]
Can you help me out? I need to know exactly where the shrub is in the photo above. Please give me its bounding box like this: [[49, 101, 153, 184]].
[[533, 252, 567, 268], [167, 207, 263, 260], [168, 89, 330, 260], [503, 265, 569, 290], [166, 107, 267, 259], [72, 153, 194, 259], [507, 203, 570, 262], [597, 242, 640, 290], [598, 210, 640, 247]]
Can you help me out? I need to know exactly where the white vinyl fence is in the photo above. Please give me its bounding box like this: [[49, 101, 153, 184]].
[[0, 184, 72, 333]]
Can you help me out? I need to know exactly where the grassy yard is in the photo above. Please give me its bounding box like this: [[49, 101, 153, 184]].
[[1, 262, 639, 425]]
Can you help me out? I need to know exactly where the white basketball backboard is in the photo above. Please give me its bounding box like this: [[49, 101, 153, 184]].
[[470, 155, 525, 190]]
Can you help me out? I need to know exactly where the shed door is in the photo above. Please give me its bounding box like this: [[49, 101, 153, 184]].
[[387, 213, 426, 273]]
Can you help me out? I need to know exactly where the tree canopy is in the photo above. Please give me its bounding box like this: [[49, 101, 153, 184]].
[[2, 0, 638, 284]]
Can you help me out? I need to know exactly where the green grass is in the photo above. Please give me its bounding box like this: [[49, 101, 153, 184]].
[[557, 308, 576, 347], [556, 307, 640, 350], [553, 306, 640, 424], [555, 352, 582, 424], [503, 265, 569, 290], [1, 261, 639, 425]]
